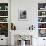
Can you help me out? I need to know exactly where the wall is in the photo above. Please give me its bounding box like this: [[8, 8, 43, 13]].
[[11, 0, 38, 30], [11, 0, 46, 29], [11, 0, 38, 45], [11, 0, 46, 46]]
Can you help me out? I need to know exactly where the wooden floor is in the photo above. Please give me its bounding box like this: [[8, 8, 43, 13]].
[[0, 45, 8, 46]]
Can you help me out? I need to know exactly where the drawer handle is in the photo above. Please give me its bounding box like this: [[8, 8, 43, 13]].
[[43, 39, 45, 40], [1, 39, 3, 40]]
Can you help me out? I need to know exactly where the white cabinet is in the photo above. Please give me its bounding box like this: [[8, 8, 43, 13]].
[[0, 0, 11, 45], [0, 35, 8, 45], [38, 37, 46, 46], [38, 3, 46, 46], [0, 0, 8, 45]]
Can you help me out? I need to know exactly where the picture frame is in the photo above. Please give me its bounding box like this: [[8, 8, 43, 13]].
[[18, 8, 28, 21]]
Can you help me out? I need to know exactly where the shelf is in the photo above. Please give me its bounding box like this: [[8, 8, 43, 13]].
[[38, 28, 46, 29], [38, 3, 46, 37], [38, 10, 46, 11], [0, 22, 8, 23], [0, 16, 8, 17], [38, 22, 46, 23], [0, 10, 8, 11], [38, 15, 46, 17], [0, 3, 8, 37]]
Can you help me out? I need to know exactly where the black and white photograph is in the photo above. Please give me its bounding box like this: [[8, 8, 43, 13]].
[[18, 9, 28, 21]]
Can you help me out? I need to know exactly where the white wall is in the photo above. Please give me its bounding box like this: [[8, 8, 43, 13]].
[[11, 0, 46, 46], [11, 0, 46, 29], [11, 0, 38, 30]]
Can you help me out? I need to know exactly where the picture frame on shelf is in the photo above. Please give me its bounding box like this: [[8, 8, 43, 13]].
[[18, 9, 28, 21]]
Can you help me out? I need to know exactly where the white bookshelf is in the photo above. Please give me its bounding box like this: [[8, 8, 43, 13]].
[[38, 16, 46, 17], [38, 3, 46, 28], [38, 28, 46, 29], [38, 3, 46, 37], [0, 3, 8, 23], [38, 22, 46, 23], [0, 10, 8, 11], [0, 16, 8, 17], [0, 3, 8, 38], [38, 10, 46, 11], [0, 0, 11, 45], [0, 22, 8, 23]]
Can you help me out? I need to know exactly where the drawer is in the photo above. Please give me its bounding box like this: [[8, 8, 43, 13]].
[[0, 37, 8, 45]]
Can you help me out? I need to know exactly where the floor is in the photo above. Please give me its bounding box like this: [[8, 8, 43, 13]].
[[0, 45, 8, 46]]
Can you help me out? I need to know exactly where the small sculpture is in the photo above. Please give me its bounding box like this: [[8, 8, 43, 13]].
[[11, 23, 16, 30], [29, 25, 35, 30]]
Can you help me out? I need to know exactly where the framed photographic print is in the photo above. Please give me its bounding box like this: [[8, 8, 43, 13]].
[[18, 9, 28, 21]]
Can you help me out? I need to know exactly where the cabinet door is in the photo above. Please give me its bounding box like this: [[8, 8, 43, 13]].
[[38, 37, 46, 46]]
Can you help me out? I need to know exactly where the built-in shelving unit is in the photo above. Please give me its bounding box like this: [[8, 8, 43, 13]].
[[38, 3, 46, 37], [38, 9, 46, 11], [0, 3, 8, 37]]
